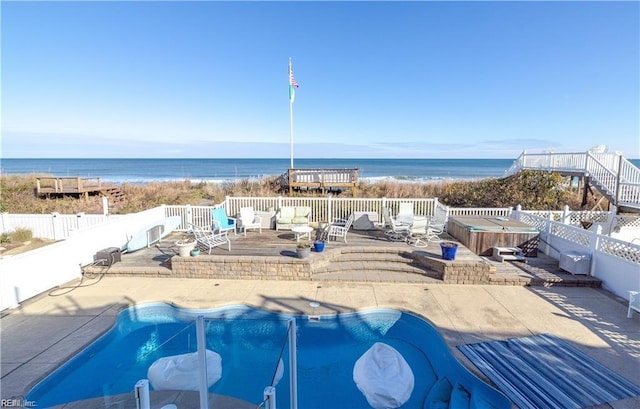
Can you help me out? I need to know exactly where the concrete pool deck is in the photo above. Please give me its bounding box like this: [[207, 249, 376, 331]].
[[1, 277, 639, 408]]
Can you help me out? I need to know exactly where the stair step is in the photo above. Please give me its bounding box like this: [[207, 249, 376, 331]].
[[335, 253, 415, 263], [320, 260, 431, 273], [315, 261, 441, 280], [102, 188, 126, 202], [312, 270, 442, 283]]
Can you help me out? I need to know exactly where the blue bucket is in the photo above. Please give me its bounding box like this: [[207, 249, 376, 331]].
[[440, 242, 458, 260]]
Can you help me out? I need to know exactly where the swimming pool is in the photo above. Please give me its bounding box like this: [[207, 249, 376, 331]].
[[27, 303, 510, 408]]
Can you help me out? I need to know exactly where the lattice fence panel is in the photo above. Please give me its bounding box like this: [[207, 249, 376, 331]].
[[598, 237, 640, 264], [518, 213, 548, 231], [570, 211, 609, 225], [616, 215, 640, 228], [552, 224, 591, 246], [522, 211, 561, 221]]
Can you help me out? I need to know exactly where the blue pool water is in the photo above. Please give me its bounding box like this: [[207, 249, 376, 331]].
[[27, 303, 510, 408]]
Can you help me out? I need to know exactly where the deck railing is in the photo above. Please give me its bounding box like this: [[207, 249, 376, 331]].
[[288, 168, 358, 184], [504, 150, 640, 209], [35, 177, 104, 194], [3, 198, 639, 242]]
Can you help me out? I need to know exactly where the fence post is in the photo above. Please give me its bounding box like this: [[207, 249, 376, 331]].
[[186, 205, 193, 228], [277, 196, 283, 210], [514, 204, 521, 221], [51, 212, 61, 241], [0, 212, 9, 234], [545, 212, 555, 256], [589, 225, 601, 276], [102, 196, 109, 216], [562, 205, 570, 224], [584, 151, 590, 172], [615, 152, 623, 206], [327, 194, 332, 223], [76, 212, 85, 231]]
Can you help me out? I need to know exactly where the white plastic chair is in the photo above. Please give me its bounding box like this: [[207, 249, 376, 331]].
[[238, 207, 262, 236], [327, 213, 355, 243], [396, 202, 414, 225]]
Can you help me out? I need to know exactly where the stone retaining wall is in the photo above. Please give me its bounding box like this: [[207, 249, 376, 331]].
[[172, 255, 315, 280], [418, 256, 493, 284]]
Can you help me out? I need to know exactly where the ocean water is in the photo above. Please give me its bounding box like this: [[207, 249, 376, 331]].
[[3, 157, 639, 184], [0, 158, 515, 183]]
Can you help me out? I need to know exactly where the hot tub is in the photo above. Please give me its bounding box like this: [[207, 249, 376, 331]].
[[447, 216, 539, 257]]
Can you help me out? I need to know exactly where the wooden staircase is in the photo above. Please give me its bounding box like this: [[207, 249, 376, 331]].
[[504, 149, 640, 213], [101, 186, 126, 202]]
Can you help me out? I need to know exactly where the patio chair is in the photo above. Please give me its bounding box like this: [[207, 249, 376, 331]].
[[238, 207, 262, 236], [396, 202, 414, 225], [406, 216, 430, 248], [211, 207, 236, 235], [327, 213, 355, 243], [382, 207, 410, 242], [188, 223, 230, 253], [425, 206, 447, 242]]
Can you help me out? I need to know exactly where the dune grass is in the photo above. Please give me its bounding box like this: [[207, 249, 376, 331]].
[[0, 171, 590, 215]]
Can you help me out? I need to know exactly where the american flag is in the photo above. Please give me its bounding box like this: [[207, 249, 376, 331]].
[[289, 64, 299, 88]]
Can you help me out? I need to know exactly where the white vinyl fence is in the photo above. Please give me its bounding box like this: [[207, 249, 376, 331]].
[[2, 199, 639, 311], [0, 212, 115, 240], [514, 207, 639, 297], [0, 206, 166, 311]]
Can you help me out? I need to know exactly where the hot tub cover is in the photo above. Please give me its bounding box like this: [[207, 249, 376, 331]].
[[148, 349, 222, 391], [353, 342, 415, 409]]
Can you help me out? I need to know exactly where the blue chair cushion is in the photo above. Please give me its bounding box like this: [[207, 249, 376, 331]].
[[212, 208, 234, 229]]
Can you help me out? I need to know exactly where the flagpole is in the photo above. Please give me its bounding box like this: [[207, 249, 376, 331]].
[[289, 58, 295, 169]]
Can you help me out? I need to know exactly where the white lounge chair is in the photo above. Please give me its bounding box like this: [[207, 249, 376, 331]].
[[327, 213, 355, 243], [238, 207, 262, 236], [188, 223, 230, 253]]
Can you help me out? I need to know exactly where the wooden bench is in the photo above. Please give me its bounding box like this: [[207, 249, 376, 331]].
[[628, 291, 640, 318]]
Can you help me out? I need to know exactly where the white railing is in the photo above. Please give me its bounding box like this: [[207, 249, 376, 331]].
[[218, 196, 440, 225], [504, 150, 640, 209], [0, 212, 114, 240], [448, 207, 513, 217], [513, 207, 640, 297]]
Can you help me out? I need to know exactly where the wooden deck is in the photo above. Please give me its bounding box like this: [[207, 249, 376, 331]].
[[286, 168, 359, 195], [36, 176, 123, 200], [96, 227, 602, 288]]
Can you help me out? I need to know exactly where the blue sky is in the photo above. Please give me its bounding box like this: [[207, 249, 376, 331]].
[[1, 1, 638, 159]]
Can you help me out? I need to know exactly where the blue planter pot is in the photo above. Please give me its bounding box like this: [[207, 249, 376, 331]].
[[314, 241, 325, 252], [440, 242, 458, 260]]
